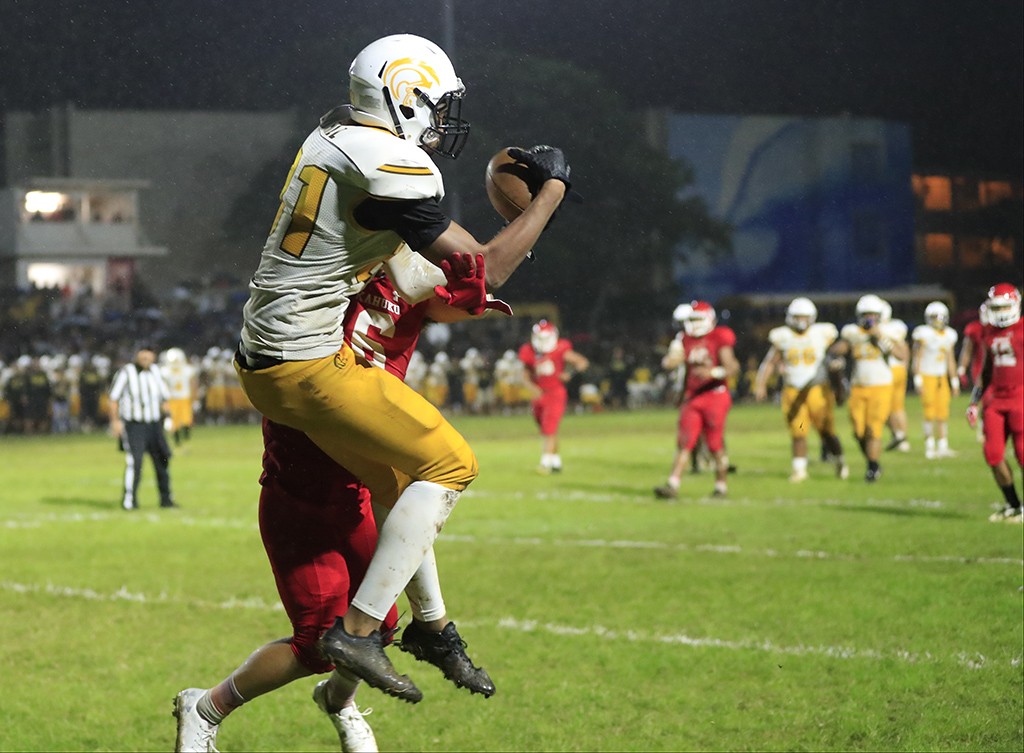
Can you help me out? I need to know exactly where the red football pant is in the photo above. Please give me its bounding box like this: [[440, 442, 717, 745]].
[[259, 420, 398, 674], [678, 388, 732, 453], [532, 387, 568, 437], [982, 398, 1024, 468]]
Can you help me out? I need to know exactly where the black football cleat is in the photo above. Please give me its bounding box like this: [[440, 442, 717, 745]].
[[399, 620, 496, 698], [318, 619, 423, 703]]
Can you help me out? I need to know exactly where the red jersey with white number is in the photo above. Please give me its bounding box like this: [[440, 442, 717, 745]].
[[342, 273, 429, 381], [681, 325, 736, 399], [981, 319, 1024, 402], [963, 319, 986, 382], [518, 339, 573, 394]]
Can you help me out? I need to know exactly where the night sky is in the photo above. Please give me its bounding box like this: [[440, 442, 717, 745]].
[[3, 0, 1021, 174]]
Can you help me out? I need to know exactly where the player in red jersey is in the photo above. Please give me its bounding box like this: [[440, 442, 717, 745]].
[[518, 320, 590, 474], [966, 283, 1024, 523], [175, 253, 505, 753], [958, 303, 989, 390], [655, 301, 740, 499]]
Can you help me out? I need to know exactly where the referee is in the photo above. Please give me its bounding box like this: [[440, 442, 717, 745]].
[[108, 346, 177, 510]]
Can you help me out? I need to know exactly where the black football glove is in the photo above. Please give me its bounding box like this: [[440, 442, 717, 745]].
[[507, 145, 572, 191]]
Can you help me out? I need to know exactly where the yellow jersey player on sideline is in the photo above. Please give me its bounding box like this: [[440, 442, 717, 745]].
[[231, 33, 572, 705], [881, 299, 911, 452], [160, 348, 197, 446], [828, 294, 909, 482], [911, 301, 960, 459], [754, 297, 849, 482]]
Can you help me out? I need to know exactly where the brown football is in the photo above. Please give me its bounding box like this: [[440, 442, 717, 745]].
[[485, 148, 534, 222]]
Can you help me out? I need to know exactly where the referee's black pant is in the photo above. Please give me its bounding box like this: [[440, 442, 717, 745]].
[[120, 421, 174, 509]]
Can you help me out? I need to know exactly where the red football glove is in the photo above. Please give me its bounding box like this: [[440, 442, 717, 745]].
[[965, 403, 979, 428], [434, 252, 513, 316]]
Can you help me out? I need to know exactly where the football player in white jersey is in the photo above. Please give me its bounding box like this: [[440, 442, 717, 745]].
[[911, 301, 960, 459], [160, 347, 197, 446], [754, 298, 848, 482], [232, 34, 572, 705], [880, 299, 911, 452], [827, 294, 909, 482]]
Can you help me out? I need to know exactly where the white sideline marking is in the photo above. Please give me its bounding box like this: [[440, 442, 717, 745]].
[[0, 580, 1017, 670], [440, 533, 1024, 567], [494, 617, 1022, 671], [2, 511, 1021, 566]]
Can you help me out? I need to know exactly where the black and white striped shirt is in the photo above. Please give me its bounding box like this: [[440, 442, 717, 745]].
[[109, 363, 169, 422]]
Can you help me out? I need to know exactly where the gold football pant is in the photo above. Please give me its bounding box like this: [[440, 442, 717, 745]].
[[236, 345, 478, 504], [782, 384, 835, 438], [920, 375, 952, 421], [848, 384, 893, 440]]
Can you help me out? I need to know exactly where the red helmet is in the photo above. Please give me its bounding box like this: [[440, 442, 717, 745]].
[[531, 320, 559, 353], [684, 301, 716, 337], [987, 283, 1021, 328]]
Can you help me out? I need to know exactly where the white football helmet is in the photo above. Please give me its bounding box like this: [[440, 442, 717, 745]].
[[531, 320, 559, 354], [348, 34, 470, 158], [785, 297, 817, 332], [924, 301, 949, 329], [987, 283, 1022, 328], [672, 303, 692, 330], [856, 294, 885, 329], [163, 347, 186, 364], [683, 301, 716, 338]]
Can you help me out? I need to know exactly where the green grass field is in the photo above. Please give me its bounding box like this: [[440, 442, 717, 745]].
[[1, 397, 1021, 752]]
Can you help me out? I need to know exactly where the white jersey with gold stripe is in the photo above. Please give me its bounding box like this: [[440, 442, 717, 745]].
[[163, 362, 196, 401], [912, 325, 958, 377], [841, 323, 894, 386], [768, 322, 838, 389], [241, 109, 445, 360]]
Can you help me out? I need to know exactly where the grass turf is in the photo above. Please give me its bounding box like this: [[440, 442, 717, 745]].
[[0, 396, 1021, 751]]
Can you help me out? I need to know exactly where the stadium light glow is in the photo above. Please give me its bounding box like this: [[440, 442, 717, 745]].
[[24, 191, 65, 214]]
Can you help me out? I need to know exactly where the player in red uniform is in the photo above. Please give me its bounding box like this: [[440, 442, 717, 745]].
[[966, 284, 1024, 523], [655, 301, 740, 498], [958, 303, 989, 442], [175, 254, 505, 752], [518, 320, 590, 473]]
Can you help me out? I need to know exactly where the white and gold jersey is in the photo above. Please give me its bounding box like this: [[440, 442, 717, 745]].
[[241, 110, 445, 360], [912, 325, 958, 377], [163, 362, 196, 401], [841, 323, 893, 386], [883, 318, 909, 367], [768, 322, 838, 389]]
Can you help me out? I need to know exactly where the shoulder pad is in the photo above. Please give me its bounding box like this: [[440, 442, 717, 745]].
[[325, 126, 444, 201], [768, 326, 789, 347]]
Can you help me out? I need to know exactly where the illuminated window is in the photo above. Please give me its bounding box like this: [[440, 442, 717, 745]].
[[922, 233, 953, 267], [24, 191, 65, 214], [979, 181, 1013, 206], [911, 175, 952, 211], [958, 236, 989, 268], [991, 237, 1015, 264]]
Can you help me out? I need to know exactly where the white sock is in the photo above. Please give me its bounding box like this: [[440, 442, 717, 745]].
[[938, 437, 949, 451], [404, 547, 447, 623], [351, 481, 459, 622], [792, 457, 808, 473], [541, 453, 555, 469], [372, 501, 447, 623], [922, 421, 933, 439], [551, 454, 562, 470], [925, 436, 936, 451]]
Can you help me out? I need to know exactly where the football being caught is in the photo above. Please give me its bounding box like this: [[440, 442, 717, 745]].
[[485, 148, 534, 222]]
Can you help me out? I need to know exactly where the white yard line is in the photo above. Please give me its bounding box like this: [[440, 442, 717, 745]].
[[0, 580, 1018, 670], [2, 511, 1021, 566]]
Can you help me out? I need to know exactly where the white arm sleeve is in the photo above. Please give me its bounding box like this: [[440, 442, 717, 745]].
[[384, 246, 447, 305]]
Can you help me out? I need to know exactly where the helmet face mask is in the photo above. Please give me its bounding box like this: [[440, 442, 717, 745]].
[[987, 283, 1022, 328], [856, 294, 884, 330], [786, 297, 817, 332], [531, 320, 559, 354], [348, 34, 470, 159], [684, 301, 716, 338], [924, 301, 949, 329]]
